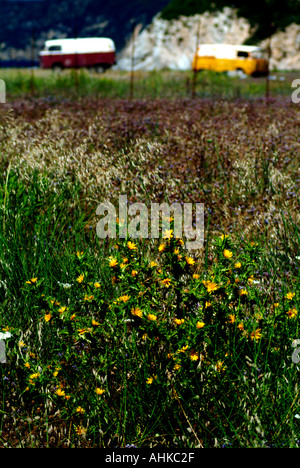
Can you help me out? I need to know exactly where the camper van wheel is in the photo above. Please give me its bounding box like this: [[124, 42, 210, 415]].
[[235, 68, 246, 76], [52, 63, 63, 73], [94, 64, 105, 74]]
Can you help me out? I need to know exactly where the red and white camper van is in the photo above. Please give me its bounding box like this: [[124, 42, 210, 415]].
[[39, 37, 116, 72]]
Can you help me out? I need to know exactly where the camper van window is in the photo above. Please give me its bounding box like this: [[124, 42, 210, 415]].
[[237, 51, 249, 58], [48, 45, 62, 52]]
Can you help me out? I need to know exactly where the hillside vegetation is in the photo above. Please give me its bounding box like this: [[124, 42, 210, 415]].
[[161, 0, 300, 42], [1, 0, 300, 62], [0, 0, 169, 59]]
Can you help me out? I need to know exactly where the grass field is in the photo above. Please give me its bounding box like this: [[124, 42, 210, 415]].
[[0, 69, 300, 448], [0, 67, 298, 99]]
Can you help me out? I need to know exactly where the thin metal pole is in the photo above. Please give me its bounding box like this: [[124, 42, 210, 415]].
[[265, 36, 272, 101], [30, 29, 35, 96], [192, 19, 201, 99], [74, 25, 79, 94], [130, 23, 142, 100], [129, 26, 135, 100]]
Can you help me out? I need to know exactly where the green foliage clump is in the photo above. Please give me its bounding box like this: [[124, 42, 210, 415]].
[[161, 0, 300, 42], [160, 0, 224, 20], [0, 94, 300, 447]]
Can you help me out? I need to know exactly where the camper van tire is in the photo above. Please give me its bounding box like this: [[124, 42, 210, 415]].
[[94, 64, 105, 74], [235, 68, 247, 78], [52, 63, 63, 73]]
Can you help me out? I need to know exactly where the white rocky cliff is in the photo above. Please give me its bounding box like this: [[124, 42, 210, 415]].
[[116, 7, 300, 71]]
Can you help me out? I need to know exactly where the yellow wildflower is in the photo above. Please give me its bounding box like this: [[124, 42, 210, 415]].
[[109, 258, 118, 268], [179, 345, 189, 353], [26, 277, 38, 285], [29, 373, 40, 380], [76, 407, 85, 414], [286, 292, 295, 300], [127, 241, 137, 250], [118, 295, 130, 303], [234, 262, 242, 269], [131, 270, 138, 277], [24, 362, 31, 369], [174, 318, 184, 325], [147, 314, 157, 322], [146, 377, 153, 385], [50, 300, 60, 305], [163, 229, 173, 239], [250, 329, 262, 341], [196, 321, 205, 329], [193, 274, 200, 279], [190, 352, 199, 361], [216, 361, 226, 372], [94, 282, 101, 288], [161, 278, 171, 288], [158, 243, 166, 252], [186, 256, 195, 265], [287, 308, 297, 319], [75, 426, 87, 436], [237, 323, 244, 331], [84, 295, 94, 301], [239, 289, 248, 296], [76, 274, 84, 283], [223, 249, 233, 259], [248, 275, 254, 284], [150, 261, 157, 267], [228, 314, 236, 324], [131, 307, 143, 318], [44, 312, 52, 323], [95, 388, 105, 395], [204, 281, 218, 293]]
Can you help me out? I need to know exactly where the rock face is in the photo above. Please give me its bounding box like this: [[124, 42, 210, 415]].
[[261, 23, 300, 71], [116, 7, 300, 71]]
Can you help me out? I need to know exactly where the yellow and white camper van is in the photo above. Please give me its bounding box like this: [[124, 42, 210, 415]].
[[192, 44, 269, 76]]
